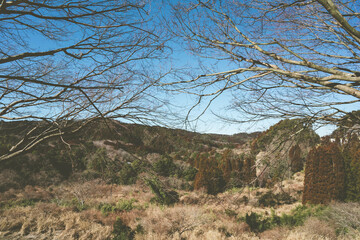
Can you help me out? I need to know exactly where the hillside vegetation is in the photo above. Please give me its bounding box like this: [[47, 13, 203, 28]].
[[1, 118, 360, 239]]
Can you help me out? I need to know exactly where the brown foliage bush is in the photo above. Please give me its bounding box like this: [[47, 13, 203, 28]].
[[289, 144, 304, 173], [192, 150, 256, 195], [343, 134, 360, 202], [303, 142, 345, 204]]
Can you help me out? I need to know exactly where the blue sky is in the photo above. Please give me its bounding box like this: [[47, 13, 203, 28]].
[[152, 0, 359, 137], [18, 0, 356, 137]]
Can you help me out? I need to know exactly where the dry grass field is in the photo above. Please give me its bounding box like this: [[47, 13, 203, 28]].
[[1, 172, 359, 240]]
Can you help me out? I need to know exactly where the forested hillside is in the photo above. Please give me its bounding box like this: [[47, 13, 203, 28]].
[[0, 119, 259, 192]]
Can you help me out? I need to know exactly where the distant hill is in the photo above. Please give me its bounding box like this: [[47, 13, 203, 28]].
[[0, 119, 259, 192]]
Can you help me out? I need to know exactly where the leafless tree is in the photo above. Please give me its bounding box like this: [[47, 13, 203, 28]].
[[0, 0, 171, 162], [166, 0, 360, 129]]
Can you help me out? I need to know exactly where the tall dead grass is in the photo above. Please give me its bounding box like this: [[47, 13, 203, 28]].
[[321, 202, 360, 239], [0, 203, 112, 240], [5, 172, 360, 240], [133, 205, 255, 240], [289, 217, 337, 240]]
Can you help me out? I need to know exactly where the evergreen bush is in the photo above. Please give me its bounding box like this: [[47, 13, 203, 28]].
[[153, 156, 177, 177], [118, 164, 137, 185], [243, 205, 326, 233], [145, 177, 179, 205], [112, 217, 135, 240]]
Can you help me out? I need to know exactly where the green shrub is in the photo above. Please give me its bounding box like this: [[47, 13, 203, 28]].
[[46, 148, 73, 177], [116, 199, 137, 211], [99, 203, 116, 215], [0, 198, 37, 209], [242, 205, 327, 233], [118, 164, 138, 185], [0, 135, 14, 156], [87, 148, 110, 173], [257, 191, 278, 207], [145, 177, 179, 205], [153, 156, 177, 177], [180, 182, 193, 191], [182, 166, 198, 181], [117, 159, 148, 185], [134, 224, 145, 235], [112, 217, 135, 240], [257, 191, 296, 207], [99, 199, 139, 216], [245, 212, 272, 233], [131, 159, 147, 173], [70, 197, 88, 212]]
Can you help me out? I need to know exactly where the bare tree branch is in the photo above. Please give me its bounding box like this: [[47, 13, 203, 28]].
[[166, 0, 360, 127], [0, 0, 172, 162]]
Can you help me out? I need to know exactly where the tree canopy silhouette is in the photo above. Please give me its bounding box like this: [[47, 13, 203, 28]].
[[0, 0, 170, 162], [168, 0, 360, 126]]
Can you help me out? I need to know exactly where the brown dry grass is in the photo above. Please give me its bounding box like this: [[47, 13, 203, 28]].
[[259, 227, 290, 240], [49, 178, 153, 209], [134, 204, 257, 240], [0, 180, 154, 240], [321, 202, 360, 239], [3, 172, 360, 240], [299, 217, 337, 239], [0, 185, 53, 202], [0, 203, 112, 240]]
